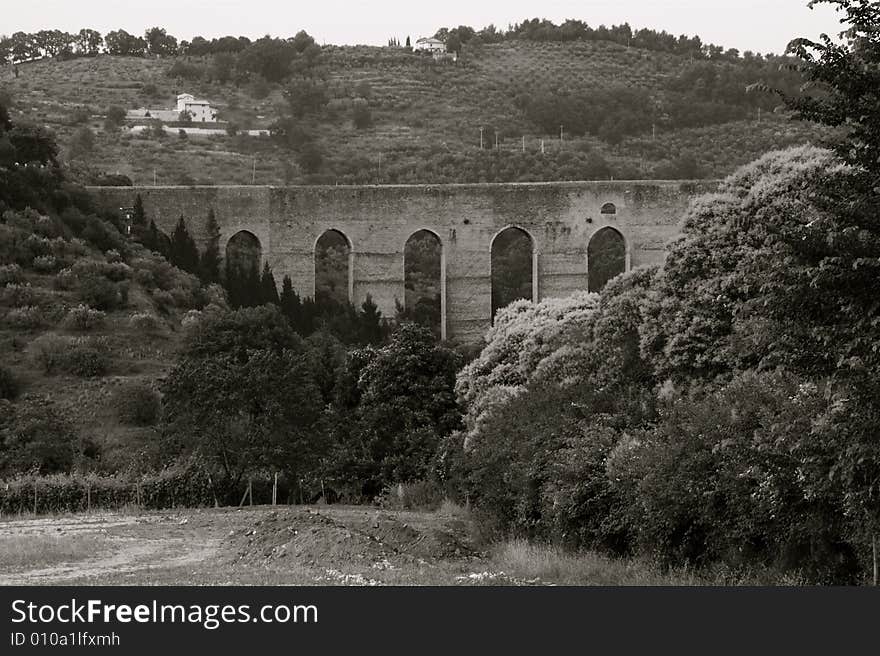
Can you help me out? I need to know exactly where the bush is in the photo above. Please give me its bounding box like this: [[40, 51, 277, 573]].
[[129, 312, 161, 333], [114, 382, 161, 426], [29, 335, 109, 377], [63, 304, 106, 331], [53, 268, 77, 290], [0, 366, 20, 400], [0, 264, 23, 285], [32, 254, 58, 273], [0, 397, 95, 475], [78, 275, 128, 311], [4, 305, 44, 328], [58, 340, 110, 377], [2, 282, 35, 307]]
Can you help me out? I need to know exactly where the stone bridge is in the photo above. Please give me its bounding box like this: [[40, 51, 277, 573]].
[[89, 181, 715, 343]]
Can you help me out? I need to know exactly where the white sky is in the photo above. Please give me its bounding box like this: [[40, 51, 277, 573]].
[[2, 0, 844, 55]]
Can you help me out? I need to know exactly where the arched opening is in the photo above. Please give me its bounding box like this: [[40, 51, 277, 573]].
[[491, 226, 534, 320], [224, 230, 262, 308], [600, 202, 617, 215], [588, 227, 626, 293], [403, 230, 443, 338], [315, 229, 352, 309]]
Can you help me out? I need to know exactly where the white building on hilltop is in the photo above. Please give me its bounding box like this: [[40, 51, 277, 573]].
[[414, 37, 446, 54], [176, 94, 218, 123]]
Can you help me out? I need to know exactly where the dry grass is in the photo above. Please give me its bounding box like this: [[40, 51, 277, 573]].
[[491, 539, 703, 586], [0, 534, 104, 570]]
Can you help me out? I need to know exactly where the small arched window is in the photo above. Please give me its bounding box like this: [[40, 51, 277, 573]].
[[600, 202, 617, 215]]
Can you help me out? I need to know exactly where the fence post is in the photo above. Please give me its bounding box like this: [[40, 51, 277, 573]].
[[248, 479, 253, 506], [272, 473, 278, 506], [86, 483, 91, 514], [33, 482, 37, 516]]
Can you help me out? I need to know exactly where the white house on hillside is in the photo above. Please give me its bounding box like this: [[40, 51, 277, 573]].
[[414, 37, 446, 54], [176, 94, 218, 122]]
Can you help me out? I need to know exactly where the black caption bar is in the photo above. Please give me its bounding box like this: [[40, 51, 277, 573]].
[[0, 587, 876, 654]]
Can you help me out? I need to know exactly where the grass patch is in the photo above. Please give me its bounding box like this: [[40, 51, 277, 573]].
[[490, 539, 703, 586], [0, 534, 104, 571]]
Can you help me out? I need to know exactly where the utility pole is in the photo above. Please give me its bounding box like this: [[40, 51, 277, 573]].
[[494, 131, 498, 149], [479, 126, 484, 150], [541, 139, 545, 155], [560, 124, 564, 143], [522, 135, 525, 152], [252, 157, 256, 184]]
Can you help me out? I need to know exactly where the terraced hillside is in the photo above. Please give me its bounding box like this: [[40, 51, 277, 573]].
[[0, 40, 828, 185]]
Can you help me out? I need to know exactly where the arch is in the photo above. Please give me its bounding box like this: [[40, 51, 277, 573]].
[[587, 226, 626, 293], [225, 230, 262, 276], [224, 230, 263, 309], [600, 202, 617, 215], [491, 225, 536, 320], [403, 229, 445, 339], [314, 229, 353, 306]]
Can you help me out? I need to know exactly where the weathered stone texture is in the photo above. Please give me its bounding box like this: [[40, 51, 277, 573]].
[[88, 181, 716, 344]]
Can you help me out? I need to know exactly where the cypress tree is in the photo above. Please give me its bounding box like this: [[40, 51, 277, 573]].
[[199, 208, 221, 284], [260, 261, 280, 306], [131, 194, 146, 228], [280, 274, 302, 326], [170, 216, 199, 274], [359, 294, 384, 345]]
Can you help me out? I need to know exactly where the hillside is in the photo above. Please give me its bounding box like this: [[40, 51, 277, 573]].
[[0, 39, 829, 186]]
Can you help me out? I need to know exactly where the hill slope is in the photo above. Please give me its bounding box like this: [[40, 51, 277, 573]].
[[1, 40, 829, 185]]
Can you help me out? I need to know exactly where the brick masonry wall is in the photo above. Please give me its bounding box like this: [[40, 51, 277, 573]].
[[88, 181, 717, 343]]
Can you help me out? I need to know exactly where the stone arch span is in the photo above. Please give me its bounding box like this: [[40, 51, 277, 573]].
[[587, 226, 627, 293], [402, 228, 446, 340], [314, 229, 354, 304], [225, 230, 262, 276], [490, 225, 537, 320]]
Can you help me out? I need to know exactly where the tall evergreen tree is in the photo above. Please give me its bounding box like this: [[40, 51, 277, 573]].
[[199, 208, 221, 284], [260, 261, 280, 305], [358, 294, 385, 345], [280, 274, 302, 326], [169, 216, 199, 274], [131, 193, 146, 228]]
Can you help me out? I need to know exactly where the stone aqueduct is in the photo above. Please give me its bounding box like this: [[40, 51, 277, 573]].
[[89, 181, 715, 343]]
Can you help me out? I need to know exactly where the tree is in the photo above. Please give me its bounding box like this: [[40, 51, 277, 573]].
[[144, 27, 178, 56], [104, 30, 146, 57], [259, 261, 279, 305], [182, 305, 301, 362], [76, 29, 103, 56], [169, 216, 199, 274], [345, 323, 463, 493], [104, 105, 127, 131], [161, 348, 325, 498], [198, 208, 221, 284]]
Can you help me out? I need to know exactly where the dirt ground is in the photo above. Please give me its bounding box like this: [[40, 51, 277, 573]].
[[0, 505, 537, 586]]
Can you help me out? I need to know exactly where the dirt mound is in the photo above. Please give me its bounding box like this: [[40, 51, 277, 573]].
[[229, 507, 475, 570]]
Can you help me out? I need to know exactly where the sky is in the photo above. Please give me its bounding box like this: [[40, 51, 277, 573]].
[[3, 0, 844, 55]]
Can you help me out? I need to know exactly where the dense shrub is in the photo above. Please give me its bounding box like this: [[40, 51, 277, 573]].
[[63, 304, 106, 331], [31, 254, 58, 273], [2, 282, 35, 307], [0, 366, 20, 400], [29, 335, 110, 377], [0, 397, 97, 475], [78, 275, 128, 311], [0, 264, 23, 285], [129, 312, 161, 333], [114, 382, 161, 426], [4, 305, 44, 328]]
